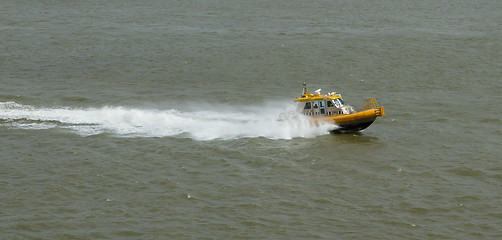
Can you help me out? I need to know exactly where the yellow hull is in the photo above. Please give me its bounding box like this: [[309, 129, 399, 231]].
[[313, 107, 385, 133]]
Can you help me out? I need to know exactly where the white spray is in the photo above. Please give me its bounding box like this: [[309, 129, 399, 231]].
[[0, 101, 337, 140]]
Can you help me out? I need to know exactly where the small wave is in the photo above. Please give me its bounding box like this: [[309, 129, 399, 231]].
[[0, 101, 336, 140], [0, 95, 27, 101], [445, 166, 487, 178], [479, 118, 501, 124]]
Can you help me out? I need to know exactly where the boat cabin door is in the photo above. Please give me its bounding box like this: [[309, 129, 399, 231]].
[[314, 101, 326, 115]]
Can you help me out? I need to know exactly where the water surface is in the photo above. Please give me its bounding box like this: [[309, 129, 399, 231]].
[[1, 0, 501, 239]]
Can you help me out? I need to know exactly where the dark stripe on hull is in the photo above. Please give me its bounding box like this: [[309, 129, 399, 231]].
[[330, 116, 377, 134]]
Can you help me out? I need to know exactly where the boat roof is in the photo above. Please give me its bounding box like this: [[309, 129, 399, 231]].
[[294, 85, 342, 102]]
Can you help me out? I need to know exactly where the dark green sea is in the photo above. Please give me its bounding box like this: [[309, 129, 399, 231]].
[[1, 0, 501, 239]]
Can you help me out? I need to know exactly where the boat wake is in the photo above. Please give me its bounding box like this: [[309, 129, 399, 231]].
[[0, 101, 336, 140]]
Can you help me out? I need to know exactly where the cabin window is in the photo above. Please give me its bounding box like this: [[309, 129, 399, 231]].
[[327, 100, 334, 107], [304, 102, 311, 109], [334, 98, 343, 108], [319, 101, 325, 108]]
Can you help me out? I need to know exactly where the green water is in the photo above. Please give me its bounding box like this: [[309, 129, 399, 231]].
[[1, 0, 501, 239]]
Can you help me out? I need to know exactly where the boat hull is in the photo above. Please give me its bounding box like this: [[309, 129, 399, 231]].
[[314, 107, 384, 133], [330, 116, 376, 133]]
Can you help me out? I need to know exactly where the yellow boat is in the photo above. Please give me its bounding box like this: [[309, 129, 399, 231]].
[[294, 83, 384, 133]]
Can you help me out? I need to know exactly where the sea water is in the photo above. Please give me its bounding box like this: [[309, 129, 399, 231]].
[[1, 0, 501, 239]]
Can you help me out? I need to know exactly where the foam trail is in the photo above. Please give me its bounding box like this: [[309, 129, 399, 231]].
[[0, 101, 336, 140]]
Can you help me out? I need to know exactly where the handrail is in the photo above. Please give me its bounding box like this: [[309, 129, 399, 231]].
[[361, 97, 379, 111]]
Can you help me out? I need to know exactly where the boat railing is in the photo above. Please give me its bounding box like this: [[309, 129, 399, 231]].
[[361, 97, 385, 116], [361, 97, 379, 111]]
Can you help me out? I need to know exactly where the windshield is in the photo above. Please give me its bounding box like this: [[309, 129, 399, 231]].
[[334, 98, 344, 108]]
